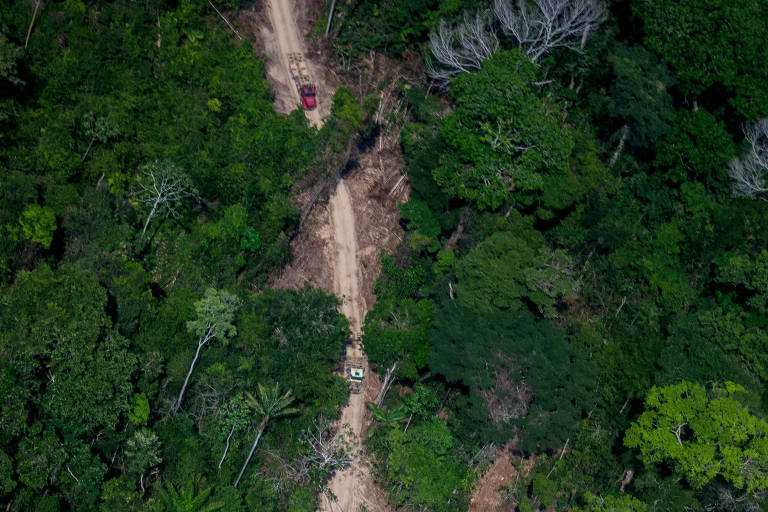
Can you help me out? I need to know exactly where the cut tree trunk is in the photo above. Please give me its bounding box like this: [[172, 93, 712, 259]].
[[325, 0, 337, 36], [218, 422, 237, 469], [24, 0, 42, 49], [141, 198, 160, 236], [376, 362, 397, 407], [171, 334, 211, 413], [234, 417, 268, 488], [82, 136, 96, 161]]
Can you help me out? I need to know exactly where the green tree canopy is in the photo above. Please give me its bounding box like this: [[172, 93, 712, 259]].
[[430, 303, 596, 451], [455, 214, 579, 318], [625, 381, 768, 493], [362, 297, 433, 380], [433, 49, 574, 210], [636, 0, 768, 118], [386, 419, 471, 511]]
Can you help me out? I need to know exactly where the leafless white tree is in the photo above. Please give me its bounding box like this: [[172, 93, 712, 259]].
[[728, 119, 768, 200], [427, 11, 499, 81], [492, 0, 606, 62], [302, 417, 353, 472], [133, 161, 197, 235]]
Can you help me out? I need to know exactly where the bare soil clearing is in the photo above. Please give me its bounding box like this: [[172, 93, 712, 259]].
[[469, 444, 536, 512]]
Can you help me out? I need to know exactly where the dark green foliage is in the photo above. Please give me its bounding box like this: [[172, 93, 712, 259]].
[[434, 50, 574, 210], [385, 419, 471, 510], [429, 303, 596, 452], [454, 221, 579, 317], [603, 45, 676, 149], [637, 0, 768, 118], [0, 1, 353, 509], [334, 0, 479, 55], [362, 297, 433, 380]]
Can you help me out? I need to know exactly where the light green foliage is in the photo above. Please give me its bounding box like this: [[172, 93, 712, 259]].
[[402, 384, 439, 420], [124, 429, 162, 477], [368, 402, 409, 428], [156, 481, 224, 512], [362, 298, 433, 380], [399, 199, 441, 253], [386, 419, 471, 510], [19, 203, 57, 248], [219, 393, 249, 440], [574, 492, 647, 512], [456, 229, 579, 318], [245, 383, 299, 424], [625, 381, 768, 492], [128, 393, 151, 426], [234, 383, 298, 488], [433, 49, 574, 210], [186, 288, 241, 342], [323, 87, 364, 150]]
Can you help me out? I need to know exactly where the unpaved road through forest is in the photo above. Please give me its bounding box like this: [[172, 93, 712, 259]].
[[263, 1, 383, 510]]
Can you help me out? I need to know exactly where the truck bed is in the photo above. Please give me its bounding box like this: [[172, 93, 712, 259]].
[[287, 52, 312, 88]]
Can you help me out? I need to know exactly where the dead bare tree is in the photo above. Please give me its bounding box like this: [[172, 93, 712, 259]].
[[728, 119, 768, 200], [132, 161, 197, 236], [427, 11, 499, 81], [302, 417, 354, 472], [375, 362, 398, 407], [492, 0, 606, 62]]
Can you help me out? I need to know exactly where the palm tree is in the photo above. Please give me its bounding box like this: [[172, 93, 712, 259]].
[[366, 402, 408, 428], [233, 383, 298, 489], [157, 481, 224, 512]]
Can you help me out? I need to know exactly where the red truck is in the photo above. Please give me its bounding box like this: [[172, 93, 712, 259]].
[[289, 53, 317, 111], [299, 85, 317, 110]]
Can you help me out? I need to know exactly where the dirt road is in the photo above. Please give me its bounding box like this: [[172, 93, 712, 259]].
[[263, 0, 324, 126], [263, 1, 387, 510]]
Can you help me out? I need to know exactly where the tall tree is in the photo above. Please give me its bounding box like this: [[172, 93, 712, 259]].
[[233, 383, 297, 488], [124, 429, 162, 493], [625, 381, 768, 493], [432, 49, 575, 210], [217, 393, 249, 469], [132, 161, 197, 236], [172, 288, 241, 414]]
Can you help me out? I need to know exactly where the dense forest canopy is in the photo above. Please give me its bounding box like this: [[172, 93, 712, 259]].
[[2, 0, 768, 510]]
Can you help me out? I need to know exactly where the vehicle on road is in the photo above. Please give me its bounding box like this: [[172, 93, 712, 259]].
[[299, 85, 316, 110], [345, 358, 365, 394], [288, 53, 317, 110]]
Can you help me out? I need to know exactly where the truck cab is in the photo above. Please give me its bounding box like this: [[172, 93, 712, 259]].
[[300, 85, 316, 110]]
